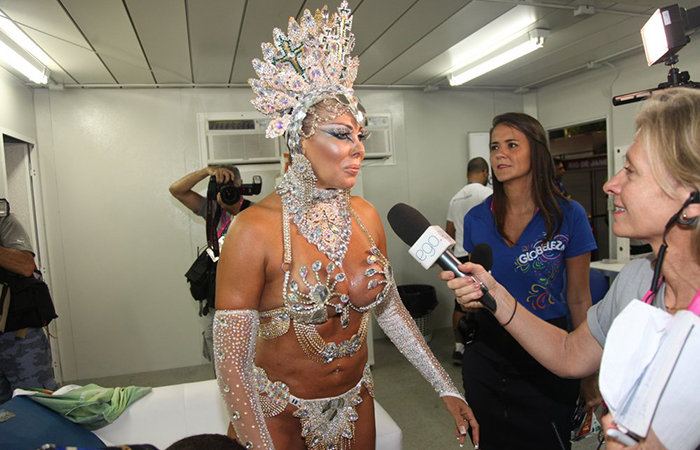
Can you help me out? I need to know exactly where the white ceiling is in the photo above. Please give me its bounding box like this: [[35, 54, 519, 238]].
[[0, 0, 698, 90]]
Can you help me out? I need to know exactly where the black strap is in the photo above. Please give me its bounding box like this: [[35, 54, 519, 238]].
[[206, 197, 222, 257]]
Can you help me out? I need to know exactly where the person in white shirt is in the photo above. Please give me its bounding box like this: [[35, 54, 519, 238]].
[[445, 157, 492, 364]]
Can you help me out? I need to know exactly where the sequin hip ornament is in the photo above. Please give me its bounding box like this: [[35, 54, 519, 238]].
[[254, 364, 374, 450]]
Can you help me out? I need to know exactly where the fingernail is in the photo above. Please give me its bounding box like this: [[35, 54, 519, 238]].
[[459, 425, 467, 435], [475, 445, 479, 449], [459, 444, 464, 448]]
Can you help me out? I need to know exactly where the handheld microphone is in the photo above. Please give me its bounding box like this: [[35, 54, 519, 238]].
[[387, 203, 497, 312]]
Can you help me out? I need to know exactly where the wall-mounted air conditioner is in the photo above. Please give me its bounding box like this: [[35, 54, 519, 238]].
[[198, 112, 394, 165], [198, 112, 282, 165], [363, 114, 393, 160]]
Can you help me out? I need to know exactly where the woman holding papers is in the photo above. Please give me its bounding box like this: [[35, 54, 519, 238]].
[[442, 86, 700, 450]]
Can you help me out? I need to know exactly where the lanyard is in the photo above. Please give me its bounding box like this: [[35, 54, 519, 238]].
[[218, 211, 233, 239], [641, 277, 700, 316]]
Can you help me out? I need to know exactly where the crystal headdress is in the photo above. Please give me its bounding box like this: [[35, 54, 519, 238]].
[[248, 1, 365, 154]]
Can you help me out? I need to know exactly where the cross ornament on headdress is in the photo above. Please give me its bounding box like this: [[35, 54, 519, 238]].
[[322, 2, 354, 61], [249, 0, 361, 145], [273, 37, 305, 74]]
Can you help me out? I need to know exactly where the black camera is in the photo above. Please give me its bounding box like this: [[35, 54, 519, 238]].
[[208, 175, 262, 205]]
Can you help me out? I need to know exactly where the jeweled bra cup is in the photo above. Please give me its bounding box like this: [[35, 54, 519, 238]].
[[258, 197, 395, 364]]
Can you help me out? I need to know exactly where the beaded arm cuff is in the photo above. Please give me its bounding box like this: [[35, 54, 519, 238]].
[[214, 310, 276, 450], [374, 285, 465, 402]]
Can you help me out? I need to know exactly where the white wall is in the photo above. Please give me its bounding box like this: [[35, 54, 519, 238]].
[[0, 67, 37, 207], [33, 86, 523, 380], [0, 68, 36, 143]]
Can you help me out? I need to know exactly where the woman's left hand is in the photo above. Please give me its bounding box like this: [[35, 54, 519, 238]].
[[602, 413, 667, 450], [442, 395, 479, 448]]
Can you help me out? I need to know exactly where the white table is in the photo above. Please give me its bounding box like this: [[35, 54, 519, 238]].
[[590, 260, 628, 278], [94, 379, 402, 449]]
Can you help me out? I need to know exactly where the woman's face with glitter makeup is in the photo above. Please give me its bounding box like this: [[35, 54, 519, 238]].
[[301, 109, 369, 190]]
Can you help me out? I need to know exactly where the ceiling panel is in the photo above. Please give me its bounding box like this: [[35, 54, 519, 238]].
[[1, 0, 692, 90], [356, 0, 473, 84], [61, 0, 153, 84], [125, 0, 191, 84], [368, 1, 513, 85], [229, 0, 303, 84], [350, 0, 417, 57], [188, 0, 247, 84]]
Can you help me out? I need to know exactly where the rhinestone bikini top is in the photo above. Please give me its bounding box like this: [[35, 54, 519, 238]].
[[258, 206, 393, 339]]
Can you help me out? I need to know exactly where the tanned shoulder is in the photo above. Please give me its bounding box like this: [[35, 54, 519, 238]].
[[350, 196, 386, 248]]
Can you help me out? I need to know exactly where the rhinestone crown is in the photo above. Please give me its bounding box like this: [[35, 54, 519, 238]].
[[248, 1, 363, 152]]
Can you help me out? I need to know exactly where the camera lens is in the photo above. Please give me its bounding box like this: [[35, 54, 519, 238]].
[[219, 183, 241, 205]]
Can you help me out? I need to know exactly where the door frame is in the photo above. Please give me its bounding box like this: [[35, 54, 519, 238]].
[[1, 126, 61, 383]]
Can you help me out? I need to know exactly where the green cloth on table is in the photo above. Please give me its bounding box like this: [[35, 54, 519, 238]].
[[28, 383, 151, 430]]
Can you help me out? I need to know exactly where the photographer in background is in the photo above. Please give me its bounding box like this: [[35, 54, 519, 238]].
[[169, 165, 252, 364], [0, 201, 58, 403]]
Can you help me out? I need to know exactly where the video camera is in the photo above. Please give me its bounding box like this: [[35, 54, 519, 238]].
[[207, 175, 262, 205], [613, 4, 700, 106]]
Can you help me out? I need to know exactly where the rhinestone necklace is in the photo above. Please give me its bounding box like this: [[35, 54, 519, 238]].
[[277, 153, 352, 266]]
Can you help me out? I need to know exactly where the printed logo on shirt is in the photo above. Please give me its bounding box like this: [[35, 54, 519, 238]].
[[515, 232, 568, 312]]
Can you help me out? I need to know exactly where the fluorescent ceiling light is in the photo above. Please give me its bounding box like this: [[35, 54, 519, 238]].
[[0, 13, 50, 84], [449, 29, 548, 86], [439, 6, 539, 79], [0, 13, 52, 66]]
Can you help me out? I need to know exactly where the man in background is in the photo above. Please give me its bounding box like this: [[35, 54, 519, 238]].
[[445, 157, 492, 364], [0, 206, 58, 403], [554, 157, 571, 199], [169, 166, 251, 365]]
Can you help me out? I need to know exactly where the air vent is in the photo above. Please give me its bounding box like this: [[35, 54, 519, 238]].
[[208, 119, 255, 131]]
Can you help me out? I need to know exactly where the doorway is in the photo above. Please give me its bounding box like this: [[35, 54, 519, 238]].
[[548, 120, 609, 261], [1, 133, 59, 381]]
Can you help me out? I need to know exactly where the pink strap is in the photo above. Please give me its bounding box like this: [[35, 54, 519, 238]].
[[642, 277, 700, 316], [688, 290, 700, 315], [217, 212, 232, 239]]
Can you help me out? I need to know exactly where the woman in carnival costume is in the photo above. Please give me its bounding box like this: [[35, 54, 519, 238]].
[[213, 3, 478, 449]]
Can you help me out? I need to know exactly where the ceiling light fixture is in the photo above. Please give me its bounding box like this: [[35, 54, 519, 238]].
[[0, 13, 50, 84], [448, 29, 549, 87]]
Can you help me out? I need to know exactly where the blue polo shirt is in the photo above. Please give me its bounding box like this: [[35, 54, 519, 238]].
[[463, 196, 596, 320]]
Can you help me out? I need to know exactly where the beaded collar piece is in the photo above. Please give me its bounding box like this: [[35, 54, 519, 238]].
[[276, 153, 352, 265], [248, 1, 365, 153]]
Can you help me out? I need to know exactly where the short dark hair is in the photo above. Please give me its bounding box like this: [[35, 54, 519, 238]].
[[553, 157, 564, 165], [467, 157, 488, 175], [166, 434, 246, 450]]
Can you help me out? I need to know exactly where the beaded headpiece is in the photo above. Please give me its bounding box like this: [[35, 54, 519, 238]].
[[249, 1, 365, 154]]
